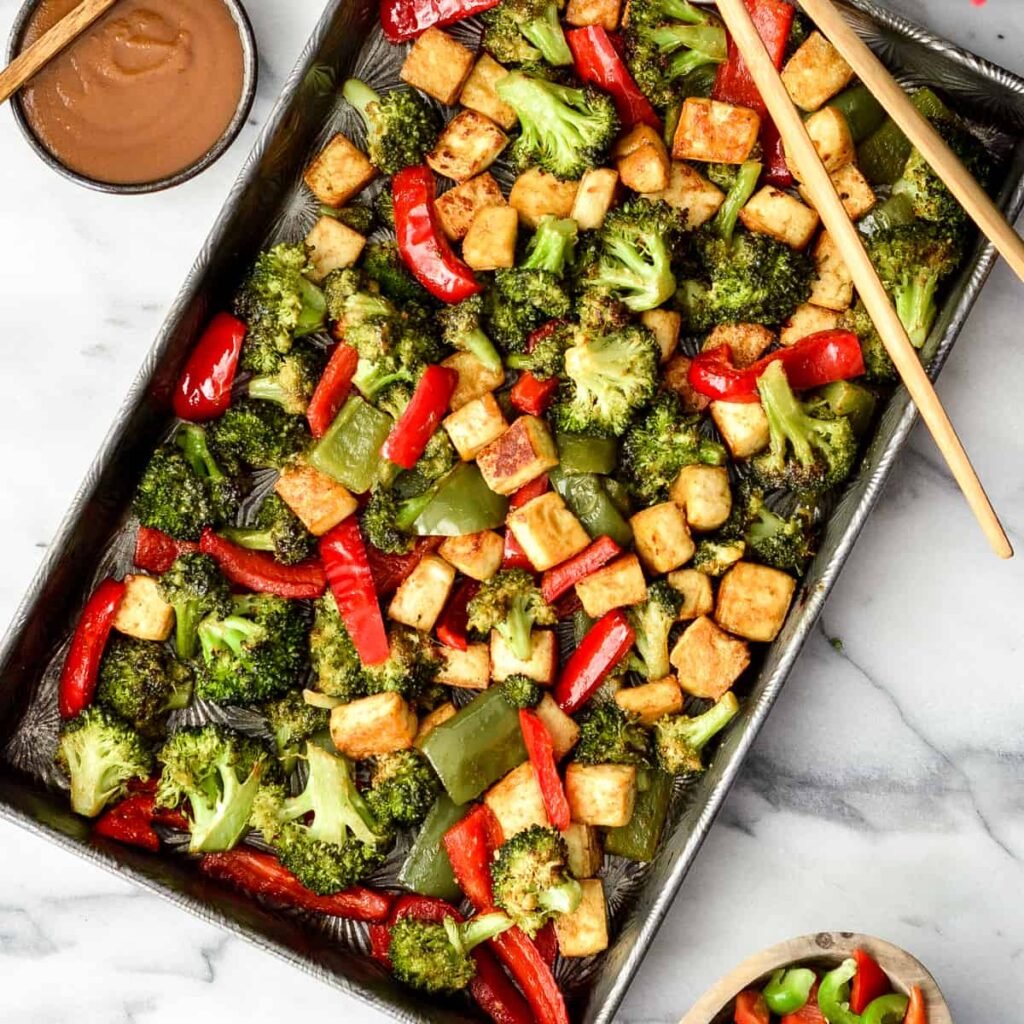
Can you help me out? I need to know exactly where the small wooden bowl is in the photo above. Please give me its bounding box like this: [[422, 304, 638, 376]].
[[680, 932, 952, 1024]]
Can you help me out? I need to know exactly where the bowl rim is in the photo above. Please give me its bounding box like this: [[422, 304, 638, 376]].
[[5, 0, 259, 194]]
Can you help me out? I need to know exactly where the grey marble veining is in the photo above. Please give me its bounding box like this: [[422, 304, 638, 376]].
[[1, 0, 1022, 1021]]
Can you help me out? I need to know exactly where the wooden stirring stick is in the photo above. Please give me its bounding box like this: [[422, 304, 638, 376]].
[[0, 0, 121, 105], [715, 0, 1013, 559], [799, 0, 1024, 286]]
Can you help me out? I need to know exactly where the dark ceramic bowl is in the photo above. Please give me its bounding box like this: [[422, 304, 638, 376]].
[[5, 0, 258, 194]]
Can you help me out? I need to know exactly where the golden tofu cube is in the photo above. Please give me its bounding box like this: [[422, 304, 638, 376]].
[[507, 491, 591, 571], [435, 173, 506, 242], [711, 400, 770, 459], [275, 464, 357, 536], [304, 133, 377, 207], [330, 692, 418, 758], [459, 54, 518, 130], [781, 31, 855, 112], [438, 529, 505, 581], [415, 702, 458, 747], [388, 554, 456, 631], [715, 561, 796, 642], [615, 676, 683, 726], [485, 762, 549, 836], [509, 168, 579, 229], [400, 28, 475, 105], [614, 124, 670, 193], [641, 308, 681, 363], [670, 615, 750, 699], [669, 465, 732, 532], [667, 568, 714, 620], [427, 110, 508, 183], [630, 503, 695, 574], [463, 205, 519, 271], [566, 0, 621, 29], [113, 575, 173, 642], [443, 393, 508, 460], [442, 351, 506, 410], [565, 764, 637, 827], [535, 694, 580, 759], [739, 186, 820, 250], [809, 231, 853, 311], [575, 554, 649, 618], [795, 106, 855, 177], [806, 162, 876, 221], [490, 629, 559, 685], [703, 322, 775, 367], [672, 98, 761, 164], [779, 302, 841, 347], [304, 216, 365, 283], [437, 642, 491, 689], [555, 878, 609, 957], [571, 167, 620, 231], [663, 354, 710, 414], [563, 823, 602, 878], [476, 415, 560, 496], [654, 160, 725, 229]]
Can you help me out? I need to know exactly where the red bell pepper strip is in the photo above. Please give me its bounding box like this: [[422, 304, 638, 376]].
[[307, 343, 359, 438], [534, 922, 558, 968], [381, 365, 459, 469], [490, 927, 569, 1024], [541, 535, 621, 603], [58, 577, 125, 720], [172, 313, 246, 422], [850, 948, 892, 1013], [904, 986, 927, 1024], [554, 608, 635, 714], [501, 530, 536, 572], [436, 578, 478, 651], [380, 0, 500, 43], [510, 474, 549, 510], [734, 990, 771, 1024], [200, 528, 326, 599], [519, 710, 570, 831], [134, 526, 199, 574], [781, 984, 826, 1024], [369, 923, 393, 966], [510, 371, 560, 417], [393, 167, 482, 304], [93, 793, 161, 852], [688, 330, 866, 404], [319, 519, 390, 665], [567, 26, 661, 131]]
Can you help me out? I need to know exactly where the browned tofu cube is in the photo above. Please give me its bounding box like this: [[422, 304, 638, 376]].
[[640, 308, 682, 363], [715, 562, 796, 642], [330, 693, 418, 758], [400, 28, 475, 105], [670, 616, 750, 699], [614, 124, 670, 193], [459, 54, 518, 130], [304, 133, 377, 206], [563, 822, 602, 878], [415, 702, 457, 747], [792, 106, 855, 178], [566, 0, 621, 30], [615, 676, 683, 726], [435, 173, 506, 241], [304, 216, 365, 282], [711, 401, 770, 459], [490, 629, 559, 685], [703, 322, 775, 367], [809, 231, 853, 311], [669, 465, 732, 532], [427, 110, 508, 182], [463, 205, 519, 271], [779, 302, 841, 347], [667, 568, 714, 619], [663, 353, 710, 413], [443, 393, 508, 460], [437, 642, 491, 689], [275, 464, 358, 536], [476, 415, 560, 496], [575, 554, 648, 618], [485, 762, 549, 836], [672, 98, 761, 164], [807, 162, 876, 221], [630, 502, 695, 574], [507, 492, 591, 571], [438, 529, 504, 581], [654, 161, 725, 229], [739, 186, 820, 250], [571, 168, 620, 231], [113, 575, 173, 642], [535, 694, 580, 759], [388, 554, 456, 631], [781, 31, 855, 112], [554, 878, 609, 957], [442, 350, 506, 409], [565, 763, 637, 827], [509, 168, 579, 228]]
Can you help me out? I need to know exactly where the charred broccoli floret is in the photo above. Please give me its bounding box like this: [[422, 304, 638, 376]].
[[839, 301, 896, 383], [208, 399, 310, 471], [246, 345, 324, 415], [365, 749, 440, 828], [361, 483, 435, 555], [627, 580, 683, 680], [159, 552, 232, 660], [575, 289, 632, 334], [309, 595, 366, 702], [500, 673, 543, 709], [222, 493, 316, 566], [467, 569, 557, 661], [56, 707, 152, 818], [362, 240, 431, 305], [364, 626, 440, 700], [506, 319, 574, 379], [654, 692, 739, 775], [738, 486, 818, 573], [691, 538, 745, 576], [321, 202, 377, 234], [262, 690, 328, 773], [438, 295, 504, 373], [575, 701, 652, 766], [342, 79, 441, 174], [483, 0, 572, 66]]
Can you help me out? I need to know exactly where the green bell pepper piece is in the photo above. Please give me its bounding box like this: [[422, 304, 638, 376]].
[[309, 395, 391, 494], [828, 85, 886, 143], [602, 476, 633, 519], [555, 433, 618, 475], [861, 994, 910, 1024], [572, 609, 595, 647], [604, 769, 673, 862], [763, 967, 817, 1015], [810, 381, 877, 437], [857, 87, 951, 185], [860, 193, 916, 235], [420, 687, 528, 804], [549, 467, 633, 548], [410, 462, 509, 536], [818, 958, 862, 1024], [398, 793, 468, 901]]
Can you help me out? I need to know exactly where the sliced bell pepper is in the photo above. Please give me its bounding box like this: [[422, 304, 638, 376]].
[[603, 767, 672, 862], [381, 365, 459, 469], [369, 922, 393, 965], [318, 518, 390, 666], [549, 467, 633, 548], [851, 948, 892, 1013], [510, 474, 550, 510], [436, 578, 478, 651], [857, 88, 950, 186], [817, 959, 863, 1024], [541, 535, 621, 603], [735, 990, 771, 1024], [502, 530, 536, 572], [93, 793, 161, 852], [200, 528, 326, 599], [59, 577, 125, 720], [510, 370, 560, 417], [310, 394, 393, 494], [398, 794, 468, 901], [904, 986, 927, 1024], [553, 608, 635, 714], [566, 26, 661, 131], [533, 921, 558, 968], [764, 968, 817, 1015], [490, 927, 569, 1024], [828, 84, 887, 144], [307, 343, 359, 438], [380, 0, 500, 43], [555, 432, 618, 476], [134, 526, 199, 574], [410, 463, 509, 536], [172, 312, 246, 422], [519, 710, 570, 831], [861, 994, 910, 1024]]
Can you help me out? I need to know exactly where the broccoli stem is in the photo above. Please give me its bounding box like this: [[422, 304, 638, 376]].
[[519, 3, 573, 66], [178, 424, 226, 484], [713, 160, 762, 244], [756, 361, 815, 469], [221, 525, 277, 553], [342, 78, 382, 136], [246, 377, 290, 408], [445, 912, 514, 955], [680, 692, 740, 755], [663, 0, 708, 23], [462, 327, 504, 374], [502, 601, 535, 661], [523, 216, 577, 276], [189, 761, 264, 852], [394, 488, 438, 532], [536, 877, 583, 916], [295, 277, 328, 336], [173, 601, 202, 660], [894, 272, 940, 348], [198, 615, 263, 662]]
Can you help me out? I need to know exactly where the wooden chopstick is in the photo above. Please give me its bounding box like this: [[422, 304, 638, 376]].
[[715, 0, 1013, 559], [0, 0, 121, 106], [799, 0, 1024, 286]]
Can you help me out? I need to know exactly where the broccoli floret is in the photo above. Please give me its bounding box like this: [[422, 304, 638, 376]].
[[364, 626, 440, 700], [362, 241, 431, 305], [627, 580, 683, 680], [467, 569, 557, 661], [155, 724, 271, 852], [506, 320, 574, 379], [159, 552, 232, 660], [250, 744, 391, 893], [323, 267, 373, 322], [208, 399, 310, 471], [389, 912, 513, 995], [574, 289, 632, 334], [361, 484, 432, 555], [704, 162, 739, 191], [483, 0, 573, 66], [500, 673, 543, 709], [491, 825, 582, 937], [691, 538, 745, 576], [222, 493, 316, 566], [374, 188, 395, 229], [414, 429, 457, 483], [321, 202, 377, 234], [575, 701, 652, 766], [654, 692, 739, 774], [738, 486, 818, 573], [437, 295, 504, 373], [496, 71, 618, 181], [551, 324, 659, 437], [262, 690, 328, 773], [196, 594, 309, 705], [343, 79, 441, 174], [619, 392, 727, 506], [838, 301, 896, 383], [365, 749, 440, 829], [56, 707, 153, 818], [235, 243, 327, 362], [309, 595, 366, 702], [246, 345, 324, 415]]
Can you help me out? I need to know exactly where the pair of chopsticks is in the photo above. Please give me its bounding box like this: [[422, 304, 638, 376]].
[[716, 0, 1017, 560]]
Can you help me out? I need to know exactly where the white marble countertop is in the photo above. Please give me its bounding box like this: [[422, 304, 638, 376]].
[[1, 1, 1022, 1021]]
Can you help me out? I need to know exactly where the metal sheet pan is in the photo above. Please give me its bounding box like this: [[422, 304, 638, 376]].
[[3, 2, 1024, 1022]]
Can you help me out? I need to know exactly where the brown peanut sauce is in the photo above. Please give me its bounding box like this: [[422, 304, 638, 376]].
[[19, 0, 244, 185]]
